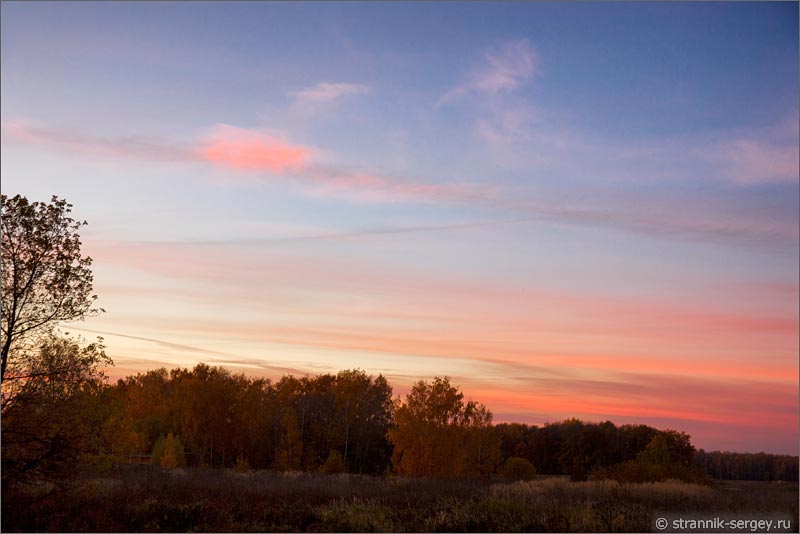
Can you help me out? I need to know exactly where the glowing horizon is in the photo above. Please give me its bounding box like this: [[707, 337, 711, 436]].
[[2, 2, 797, 454]]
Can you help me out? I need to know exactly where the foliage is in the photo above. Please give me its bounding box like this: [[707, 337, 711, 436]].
[[108, 364, 394, 474], [94, 364, 798, 485], [160, 433, 187, 468], [319, 450, 346, 474], [150, 432, 187, 468], [151, 434, 167, 466], [388, 377, 501, 478], [1, 334, 111, 491], [234, 455, 252, 473], [501, 456, 537, 481], [595, 434, 710, 484]]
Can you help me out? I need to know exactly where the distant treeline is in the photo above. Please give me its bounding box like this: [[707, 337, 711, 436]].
[[90, 364, 795, 481], [5, 362, 797, 488], [695, 449, 799, 481]]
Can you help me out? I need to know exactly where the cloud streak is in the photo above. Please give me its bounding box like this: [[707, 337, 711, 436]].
[[1, 119, 191, 162], [88, 238, 799, 359], [290, 82, 370, 103], [705, 136, 800, 186], [65, 325, 232, 357]]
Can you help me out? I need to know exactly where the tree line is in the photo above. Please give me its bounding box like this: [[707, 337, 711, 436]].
[[103, 365, 394, 474], [695, 449, 799, 481], [10, 358, 798, 487]]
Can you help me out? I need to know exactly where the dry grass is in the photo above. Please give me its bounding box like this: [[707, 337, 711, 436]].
[[3, 466, 797, 532]]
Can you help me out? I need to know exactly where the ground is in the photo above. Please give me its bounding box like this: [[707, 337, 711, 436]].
[[3, 466, 798, 532]]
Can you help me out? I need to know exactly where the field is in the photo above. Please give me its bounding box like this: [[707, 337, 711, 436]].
[[4, 466, 797, 532]]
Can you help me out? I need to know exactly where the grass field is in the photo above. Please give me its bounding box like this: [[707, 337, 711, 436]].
[[4, 466, 798, 532]]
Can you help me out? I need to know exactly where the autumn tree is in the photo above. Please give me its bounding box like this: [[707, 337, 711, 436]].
[[158, 433, 187, 468], [604, 433, 709, 484], [333, 370, 393, 474], [114, 368, 172, 455], [388, 377, 499, 478], [461, 401, 501, 476], [2, 335, 110, 490], [173, 364, 240, 467]]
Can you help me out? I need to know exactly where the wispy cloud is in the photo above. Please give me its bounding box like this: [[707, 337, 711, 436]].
[[3, 119, 796, 249], [704, 137, 799, 185], [65, 325, 231, 357], [290, 82, 370, 104], [66, 326, 310, 376], [90, 238, 799, 352], [440, 39, 537, 104], [119, 217, 546, 247], [440, 41, 799, 191], [1, 120, 482, 204], [1, 119, 191, 162]]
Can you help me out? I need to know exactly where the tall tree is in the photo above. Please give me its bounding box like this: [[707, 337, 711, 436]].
[[1, 195, 103, 384], [389, 377, 499, 478]]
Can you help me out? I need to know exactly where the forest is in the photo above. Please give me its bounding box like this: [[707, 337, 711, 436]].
[[4, 360, 798, 492]]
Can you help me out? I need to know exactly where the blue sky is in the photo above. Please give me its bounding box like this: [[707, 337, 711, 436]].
[[2, 1, 798, 453]]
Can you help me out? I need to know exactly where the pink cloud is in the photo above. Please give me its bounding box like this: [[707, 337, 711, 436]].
[[199, 124, 311, 173]]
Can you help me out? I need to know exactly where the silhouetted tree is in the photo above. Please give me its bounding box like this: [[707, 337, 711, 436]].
[[1, 195, 111, 492], [1, 194, 103, 384]]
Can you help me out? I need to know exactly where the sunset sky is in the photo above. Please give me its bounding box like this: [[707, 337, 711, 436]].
[[2, 2, 798, 454]]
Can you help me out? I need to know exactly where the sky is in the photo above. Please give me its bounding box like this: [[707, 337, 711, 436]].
[[1, 1, 798, 454]]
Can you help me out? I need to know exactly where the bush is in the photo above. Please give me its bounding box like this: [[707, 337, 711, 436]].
[[319, 450, 346, 474], [598, 436, 709, 484], [150, 434, 166, 466], [234, 455, 251, 473], [501, 457, 536, 481], [152, 433, 186, 469]]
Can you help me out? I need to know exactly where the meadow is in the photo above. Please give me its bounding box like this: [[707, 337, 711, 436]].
[[5, 466, 798, 532]]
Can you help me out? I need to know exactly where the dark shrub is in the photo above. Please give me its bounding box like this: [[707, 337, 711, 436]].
[[501, 456, 537, 481], [319, 450, 346, 474]]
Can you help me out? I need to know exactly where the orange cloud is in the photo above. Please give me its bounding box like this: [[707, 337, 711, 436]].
[[200, 124, 311, 173], [85, 239, 798, 386]]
